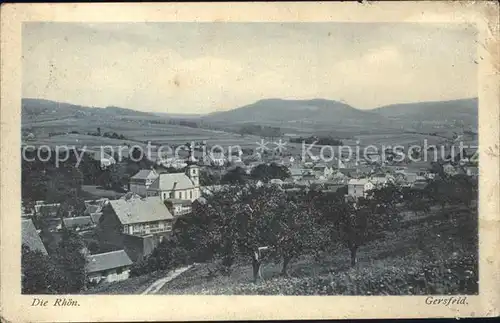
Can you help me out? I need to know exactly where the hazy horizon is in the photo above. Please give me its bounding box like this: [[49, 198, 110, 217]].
[[21, 96, 478, 116], [23, 22, 477, 114]]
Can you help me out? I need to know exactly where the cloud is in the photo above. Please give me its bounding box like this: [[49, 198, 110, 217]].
[[22, 22, 477, 113]]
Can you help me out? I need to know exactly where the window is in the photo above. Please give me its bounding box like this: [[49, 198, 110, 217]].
[[162, 193, 166, 200], [117, 267, 123, 274], [190, 190, 193, 199], [169, 191, 174, 198]]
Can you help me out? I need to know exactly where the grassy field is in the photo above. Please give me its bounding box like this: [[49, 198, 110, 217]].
[[157, 206, 477, 295], [23, 117, 263, 149]]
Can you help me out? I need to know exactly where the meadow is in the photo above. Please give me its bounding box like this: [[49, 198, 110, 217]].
[[158, 205, 477, 295]]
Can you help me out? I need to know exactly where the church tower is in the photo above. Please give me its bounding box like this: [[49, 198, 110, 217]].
[[186, 164, 200, 187]]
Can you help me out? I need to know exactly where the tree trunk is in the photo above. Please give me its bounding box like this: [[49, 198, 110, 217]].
[[281, 256, 291, 276], [252, 259, 262, 283], [350, 246, 357, 267]]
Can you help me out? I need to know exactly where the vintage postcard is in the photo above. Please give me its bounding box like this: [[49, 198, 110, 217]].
[[1, 1, 499, 322]]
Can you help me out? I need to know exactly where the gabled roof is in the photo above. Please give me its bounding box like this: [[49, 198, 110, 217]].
[[89, 212, 103, 224], [348, 178, 371, 185], [148, 173, 195, 191], [131, 169, 158, 180], [22, 219, 48, 255], [62, 216, 94, 229], [109, 196, 174, 225], [86, 250, 133, 273]]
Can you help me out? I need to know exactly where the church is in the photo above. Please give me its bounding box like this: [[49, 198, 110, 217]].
[[145, 164, 200, 202]]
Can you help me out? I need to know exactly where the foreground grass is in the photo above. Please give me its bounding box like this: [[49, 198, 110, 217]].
[[159, 208, 477, 295]]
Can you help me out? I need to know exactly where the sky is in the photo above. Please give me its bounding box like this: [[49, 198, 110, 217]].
[[22, 22, 477, 114]]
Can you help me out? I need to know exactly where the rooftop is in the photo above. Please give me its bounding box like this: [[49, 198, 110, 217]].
[[62, 216, 94, 229], [86, 250, 133, 274], [131, 169, 158, 181], [109, 197, 174, 225], [148, 173, 195, 191], [22, 219, 48, 255]]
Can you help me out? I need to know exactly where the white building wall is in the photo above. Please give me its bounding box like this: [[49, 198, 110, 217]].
[[87, 268, 130, 284]]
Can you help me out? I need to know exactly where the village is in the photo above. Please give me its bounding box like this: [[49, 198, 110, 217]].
[[21, 140, 479, 291]]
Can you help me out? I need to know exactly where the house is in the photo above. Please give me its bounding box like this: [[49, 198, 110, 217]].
[[87, 149, 116, 169], [102, 196, 175, 237], [365, 152, 382, 164], [289, 167, 304, 181], [411, 180, 428, 190], [203, 152, 226, 167], [146, 165, 200, 201], [347, 178, 374, 199], [338, 168, 357, 177], [312, 164, 333, 180], [129, 169, 159, 196], [443, 163, 457, 176], [403, 172, 418, 184], [278, 156, 295, 166], [369, 174, 394, 188], [22, 219, 48, 255], [466, 166, 479, 178], [34, 202, 60, 217], [86, 250, 133, 284], [301, 168, 317, 181], [99, 196, 175, 261], [269, 178, 284, 185], [457, 147, 478, 164], [60, 216, 95, 232], [84, 200, 108, 224], [159, 157, 188, 169], [164, 199, 193, 216]]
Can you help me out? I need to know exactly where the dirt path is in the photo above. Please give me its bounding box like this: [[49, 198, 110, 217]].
[[141, 265, 194, 294]]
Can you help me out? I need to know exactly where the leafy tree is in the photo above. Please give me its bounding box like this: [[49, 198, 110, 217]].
[[131, 147, 143, 161], [191, 185, 284, 282], [270, 190, 318, 276], [22, 245, 65, 294], [403, 188, 431, 216], [199, 168, 221, 186], [221, 166, 247, 184], [53, 229, 87, 292], [363, 183, 403, 217], [251, 163, 291, 182]]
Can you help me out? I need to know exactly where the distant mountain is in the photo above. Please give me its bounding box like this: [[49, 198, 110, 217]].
[[22, 97, 479, 135], [372, 98, 478, 126], [204, 98, 389, 128], [22, 98, 155, 120]]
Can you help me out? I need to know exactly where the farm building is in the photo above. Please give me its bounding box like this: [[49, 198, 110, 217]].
[[86, 250, 133, 284]]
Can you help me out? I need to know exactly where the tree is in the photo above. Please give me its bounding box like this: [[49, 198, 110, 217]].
[[270, 190, 318, 276], [54, 229, 87, 292], [131, 147, 143, 161], [221, 166, 247, 184], [191, 184, 284, 282], [251, 163, 291, 182], [363, 183, 403, 217], [22, 245, 65, 294], [404, 188, 431, 216], [199, 168, 221, 186]]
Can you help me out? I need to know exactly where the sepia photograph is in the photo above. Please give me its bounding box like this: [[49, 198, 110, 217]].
[[1, 2, 499, 322]]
